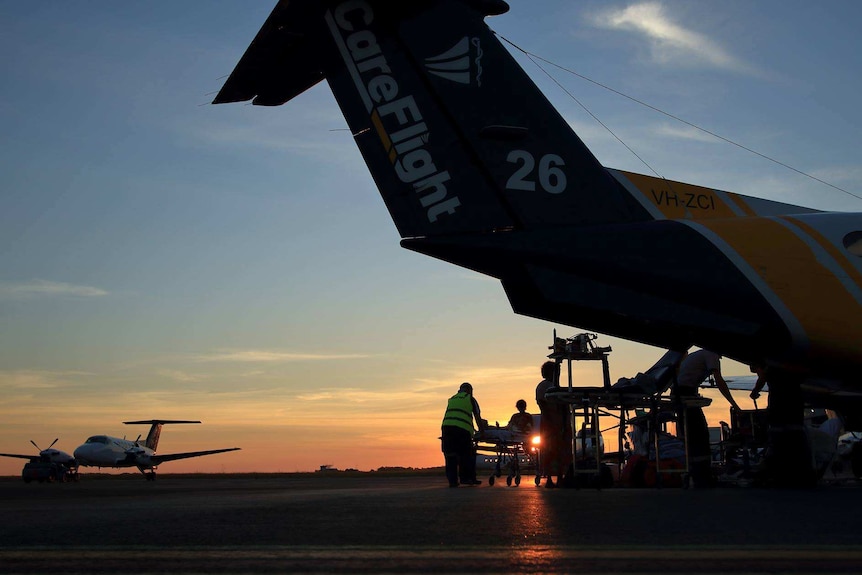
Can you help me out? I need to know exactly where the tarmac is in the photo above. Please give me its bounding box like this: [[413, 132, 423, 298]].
[[1, 472, 861, 574]]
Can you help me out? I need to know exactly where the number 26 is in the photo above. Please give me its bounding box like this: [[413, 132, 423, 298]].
[[505, 150, 567, 194]]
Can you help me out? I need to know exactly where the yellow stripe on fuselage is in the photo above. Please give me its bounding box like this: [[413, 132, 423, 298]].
[[617, 169, 862, 363], [782, 215, 862, 293], [700, 217, 862, 361], [726, 193, 757, 217]]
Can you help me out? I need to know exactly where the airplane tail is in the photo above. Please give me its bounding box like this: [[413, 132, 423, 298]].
[[123, 420, 201, 452], [213, 0, 651, 239]]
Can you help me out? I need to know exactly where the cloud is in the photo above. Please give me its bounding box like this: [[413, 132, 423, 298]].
[[654, 123, 720, 143], [295, 391, 337, 401], [295, 388, 432, 404], [591, 2, 753, 74], [0, 279, 108, 299], [809, 166, 862, 187], [194, 122, 337, 155], [192, 350, 373, 363], [156, 369, 205, 383], [192, 96, 356, 161], [0, 370, 92, 390]]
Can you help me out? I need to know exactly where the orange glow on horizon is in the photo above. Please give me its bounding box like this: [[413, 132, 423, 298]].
[[0, 342, 760, 476]]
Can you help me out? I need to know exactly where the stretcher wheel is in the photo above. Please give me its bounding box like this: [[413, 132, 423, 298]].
[[506, 476, 512, 486], [535, 476, 541, 486], [489, 475, 495, 486], [515, 475, 521, 486]]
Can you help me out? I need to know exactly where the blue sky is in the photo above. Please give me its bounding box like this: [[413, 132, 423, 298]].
[[1, 1, 860, 474]]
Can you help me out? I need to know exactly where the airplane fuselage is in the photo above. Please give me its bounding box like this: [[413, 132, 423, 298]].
[[406, 172, 862, 388], [73, 435, 155, 468]]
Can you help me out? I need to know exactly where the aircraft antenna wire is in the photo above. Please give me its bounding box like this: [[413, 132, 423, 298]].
[[497, 34, 862, 203], [500, 35, 663, 181]]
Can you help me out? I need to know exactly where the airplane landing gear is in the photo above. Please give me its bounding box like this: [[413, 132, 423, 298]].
[[138, 467, 157, 481], [763, 372, 816, 487]]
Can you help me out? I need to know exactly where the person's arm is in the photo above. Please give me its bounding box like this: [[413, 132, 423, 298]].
[[750, 375, 766, 399], [713, 370, 741, 410], [505, 413, 517, 430], [748, 365, 767, 400], [472, 397, 487, 432]]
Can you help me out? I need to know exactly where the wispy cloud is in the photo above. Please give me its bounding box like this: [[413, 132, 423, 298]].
[[591, 2, 754, 74], [654, 123, 720, 143], [156, 369, 206, 383], [192, 350, 373, 363], [295, 388, 432, 404], [0, 279, 108, 299], [809, 166, 862, 187], [0, 370, 92, 390], [192, 100, 356, 162], [411, 365, 540, 395]]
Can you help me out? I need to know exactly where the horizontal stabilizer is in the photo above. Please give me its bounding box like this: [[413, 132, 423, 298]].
[[213, 2, 331, 106], [123, 420, 201, 425]]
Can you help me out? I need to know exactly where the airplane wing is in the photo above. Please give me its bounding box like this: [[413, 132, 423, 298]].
[[150, 448, 240, 465], [0, 453, 36, 460]]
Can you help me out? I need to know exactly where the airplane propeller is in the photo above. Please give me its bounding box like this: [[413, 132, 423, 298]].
[[123, 437, 147, 463], [30, 438, 59, 453], [2, 438, 77, 469], [122, 447, 146, 465]]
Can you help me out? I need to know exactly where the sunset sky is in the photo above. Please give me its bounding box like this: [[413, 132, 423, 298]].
[[2, 1, 861, 475]]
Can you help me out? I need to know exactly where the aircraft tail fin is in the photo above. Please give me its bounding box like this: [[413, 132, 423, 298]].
[[214, 0, 651, 239], [123, 420, 201, 452]]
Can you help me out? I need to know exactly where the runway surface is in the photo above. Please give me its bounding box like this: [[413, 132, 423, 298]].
[[1, 472, 860, 574]]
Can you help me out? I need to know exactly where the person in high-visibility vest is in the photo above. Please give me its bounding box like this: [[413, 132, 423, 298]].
[[441, 382, 486, 487]]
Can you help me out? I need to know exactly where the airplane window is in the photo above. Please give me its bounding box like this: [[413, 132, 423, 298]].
[[86, 435, 109, 444], [843, 232, 862, 256]]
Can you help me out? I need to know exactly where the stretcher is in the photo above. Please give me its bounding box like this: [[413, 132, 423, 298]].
[[475, 427, 536, 486]]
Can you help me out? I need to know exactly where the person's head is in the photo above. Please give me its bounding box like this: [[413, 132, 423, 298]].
[[459, 382, 473, 395], [515, 399, 527, 413], [541, 361, 559, 381]]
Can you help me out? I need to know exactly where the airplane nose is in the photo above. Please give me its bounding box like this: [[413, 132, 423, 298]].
[[73, 445, 92, 464]]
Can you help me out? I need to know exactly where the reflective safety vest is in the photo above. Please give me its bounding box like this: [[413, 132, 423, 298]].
[[442, 392, 475, 433]]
